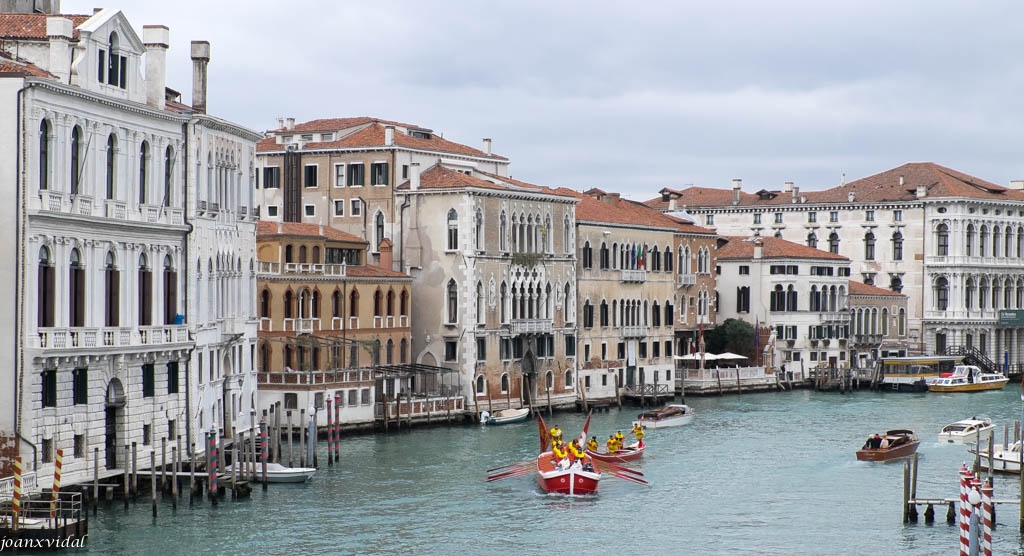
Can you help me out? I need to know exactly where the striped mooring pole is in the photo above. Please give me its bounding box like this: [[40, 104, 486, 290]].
[[959, 465, 970, 556], [207, 429, 218, 503], [50, 448, 63, 522], [334, 393, 341, 462], [260, 419, 268, 490], [11, 456, 22, 532], [981, 479, 993, 556], [326, 396, 333, 466]]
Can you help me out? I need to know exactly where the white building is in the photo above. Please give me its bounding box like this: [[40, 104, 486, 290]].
[[715, 236, 851, 375], [649, 163, 1024, 368], [0, 9, 191, 479]]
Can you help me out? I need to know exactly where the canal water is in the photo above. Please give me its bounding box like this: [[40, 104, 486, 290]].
[[69, 388, 1024, 555]]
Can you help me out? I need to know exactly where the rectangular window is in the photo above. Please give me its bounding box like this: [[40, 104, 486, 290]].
[[402, 165, 409, 180], [347, 163, 365, 186], [753, 213, 761, 224], [665, 341, 673, 357], [285, 393, 298, 409], [476, 337, 486, 360], [74, 434, 85, 458], [601, 343, 608, 360], [445, 340, 457, 362], [351, 199, 361, 217], [584, 343, 591, 361], [266, 205, 279, 217], [808, 212, 817, 223], [739, 265, 749, 275], [705, 215, 715, 225], [73, 368, 88, 405], [512, 338, 524, 359], [347, 390, 357, 407], [97, 50, 106, 83], [333, 200, 345, 217], [617, 342, 625, 360], [304, 204, 316, 217], [565, 335, 576, 357], [42, 370, 57, 408], [830, 211, 839, 223], [304, 165, 318, 188], [361, 388, 370, 406], [262, 167, 280, 189], [168, 419, 177, 441], [653, 342, 661, 358], [314, 393, 324, 410], [865, 210, 875, 221], [142, 364, 155, 398], [774, 213, 783, 224], [334, 164, 345, 187], [42, 439, 53, 463], [371, 162, 389, 186], [639, 342, 648, 358], [500, 338, 511, 361], [602, 374, 608, 387], [143, 424, 152, 445], [321, 133, 334, 141], [167, 361, 179, 395], [893, 210, 902, 222], [301, 134, 314, 141]]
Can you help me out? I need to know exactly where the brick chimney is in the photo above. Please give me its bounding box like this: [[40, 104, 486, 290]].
[[143, 25, 169, 110], [190, 40, 210, 114], [668, 198, 677, 211], [409, 162, 420, 191], [378, 238, 394, 271], [46, 17, 73, 84]]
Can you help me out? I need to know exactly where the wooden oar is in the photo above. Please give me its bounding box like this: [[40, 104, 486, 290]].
[[487, 459, 533, 473], [593, 459, 644, 477], [487, 463, 533, 478], [487, 466, 536, 482], [605, 470, 649, 487]]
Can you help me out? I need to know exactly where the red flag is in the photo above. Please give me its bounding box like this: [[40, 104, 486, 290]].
[[536, 412, 550, 453], [578, 411, 592, 447]]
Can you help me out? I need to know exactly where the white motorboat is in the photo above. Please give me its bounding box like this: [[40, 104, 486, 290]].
[[938, 417, 995, 444], [969, 441, 1024, 474], [928, 365, 1009, 392], [481, 407, 531, 426], [223, 462, 316, 483], [633, 404, 695, 429]]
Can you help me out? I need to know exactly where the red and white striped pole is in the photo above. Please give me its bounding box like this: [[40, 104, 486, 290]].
[[50, 448, 63, 523], [207, 429, 218, 503], [325, 396, 333, 466], [981, 480, 993, 556], [11, 456, 22, 533], [260, 419, 268, 489], [333, 393, 340, 462], [959, 465, 970, 556]]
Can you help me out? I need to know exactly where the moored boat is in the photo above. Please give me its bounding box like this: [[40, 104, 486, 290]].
[[536, 451, 601, 495], [223, 462, 316, 483], [969, 441, 1023, 474], [928, 365, 1008, 393], [585, 440, 645, 463], [482, 407, 531, 425], [856, 430, 921, 462], [633, 404, 694, 429], [938, 417, 995, 444]]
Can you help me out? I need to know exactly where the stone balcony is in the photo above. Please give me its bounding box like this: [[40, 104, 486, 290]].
[[620, 325, 648, 338], [35, 325, 190, 351], [678, 273, 696, 287], [621, 269, 646, 283], [511, 318, 553, 334], [37, 192, 184, 227], [257, 261, 347, 277], [819, 311, 851, 323]]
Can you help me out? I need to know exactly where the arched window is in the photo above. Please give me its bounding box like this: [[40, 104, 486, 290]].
[[260, 289, 271, 318], [582, 241, 592, 269], [474, 209, 483, 251], [373, 289, 383, 317], [37, 246, 54, 327], [375, 212, 385, 252], [770, 285, 784, 312], [138, 254, 151, 325], [284, 290, 294, 319], [69, 248, 85, 326], [1018, 228, 1024, 258], [1006, 227, 1014, 258], [965, 277, 976, 310], [564, 370, 573, 389], [299, 245, 307, 264], [386, 339, 394, 365], [864, 231, 875, 260], [806, 232, 817, 249], [400, 339, 408, 363], [106, 31, 126, 88], [828, 232, 840, 254], [891, 231, 903, 261], [651, 246, 660, 271], [499, 211, 508, 252], [563, 283, 571, 324], [545, 370, 553, 391], [447, 209, 458, 250], [285, 245, 294, 263], [105, 134, 117, 199], [935, 277, 949, 310], [881, 308, 889, 335], [400, 290, 408, 316], [387, 290, 395, 316], [138, 141, 149, 204], [500, 282, 508, 323], [599, 300, 609, 327], [993, 226, 1002, 257], [311, 290, 321, 319], [652, 301, 661, 327], [563, 214, 571, 254], [70, 126, 82, 195], [164, 146, 173, 207], [260, 342, 271, 373], [331, 290, 341, 318], [446, 279, 458, 323], [284, 345, 293, 370], [38, 120, 50, 190], [583, 300, 593, 328], [979, 225, 989, 256], [104, 251, 119, 326], [964, 224, 974, 256], [476, 282, 485, 325], [664, 245, 673, 272], [476, 375, 485, 395], [890, 276, 903, 293], [349, 290, 359, 318], [664, 300, 674, 324], [500, 373, 510, 394], [312, 246, 320, 264], [898, 308, 906, 336], [163, 255, 178, 325], [786, 285, 797, 311]]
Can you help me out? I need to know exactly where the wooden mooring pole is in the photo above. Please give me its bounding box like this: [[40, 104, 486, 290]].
[[902, 460, 911, 523], [151, 451, 157, 518], [171, 447, 178, 510], [123, 444, 129, 510], [287, 411, 294, 468], [93, 447, 99, 516], [131, 442, 138, 499]]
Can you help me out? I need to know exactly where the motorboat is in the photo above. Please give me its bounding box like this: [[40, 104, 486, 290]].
[[586, 440, 645, 463], [633, 404, 695, 429], [969, 441, 1024, 474], [938, 417, 995, 444], [481, 407, 531, 426], [224, 462, 316, 483], [856, 430, 921, 462], [928, 365, 1009, 393]]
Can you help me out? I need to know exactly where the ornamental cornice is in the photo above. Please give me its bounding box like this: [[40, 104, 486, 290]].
[[25, 78, 189, 124]]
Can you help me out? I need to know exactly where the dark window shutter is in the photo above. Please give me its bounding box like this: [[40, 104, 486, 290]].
[[164, 271, 177, 324]]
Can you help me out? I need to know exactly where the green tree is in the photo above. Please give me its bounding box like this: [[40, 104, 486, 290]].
[[704, 318, 755, 359]]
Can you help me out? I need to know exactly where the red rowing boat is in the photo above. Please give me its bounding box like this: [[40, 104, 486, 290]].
[[585, 440, 645, 463], [536, 451, 601, 495]]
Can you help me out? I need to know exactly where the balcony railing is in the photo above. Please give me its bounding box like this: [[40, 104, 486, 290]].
[[258, 261, 348, 276], [853, 333, 884, 345], [678, 273, 696, 286], [72, 195, 93, 216], [41, 190, 65, 213], [820, 311, 851, 323], [511, 319, 553, 334], [283, 318, 317, 334], [621, 269, 647, 283], [105, 199, 127, 220], [36, 325, 189, 350], [621, 325, 648, 338]]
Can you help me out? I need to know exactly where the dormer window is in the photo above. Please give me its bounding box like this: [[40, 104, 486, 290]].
[[301, 134, 314, 141], [409, 130, 432, 140], [321, 133, 334, 141], [100, 32, 128, 88]]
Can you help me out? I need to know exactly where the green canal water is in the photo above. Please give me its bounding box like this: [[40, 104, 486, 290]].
[[63, 388, 1024, 555]]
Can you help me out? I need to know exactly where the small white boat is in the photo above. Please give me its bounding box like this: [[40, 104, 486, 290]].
[[938, 417, 995, 444], [969, 441, 1023, 474], [482, 407, 531, 425], [223, 462, 316, 483], [633, 404, 695, 429]]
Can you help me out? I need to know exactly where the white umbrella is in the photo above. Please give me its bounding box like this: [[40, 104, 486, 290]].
[[675, 353, 719, 361], [715, 352, 748, 360]]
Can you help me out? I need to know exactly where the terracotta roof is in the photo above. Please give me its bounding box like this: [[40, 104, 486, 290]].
[[645, 163, 1024, 209], [346, 265, 410, 279], [848, 280, 905, 297], [269, 117, 414, 134], [572, 190, 714, 235], [164, 98, 192, 114], [259, 120, 507, 160], [0, 50, 51, 77], [0, 13, 90, 40], [256, 221, 367, 244], [662, 213, 717, 236], [717, 236, 849, 261], [397, 165, 575, 200]]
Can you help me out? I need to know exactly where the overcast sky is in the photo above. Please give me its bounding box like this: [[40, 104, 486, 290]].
[[66, 1, 1024, 199]]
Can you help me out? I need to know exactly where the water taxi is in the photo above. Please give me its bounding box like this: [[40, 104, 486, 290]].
[[938, 417, 995, 444], [856, 430, 921, 462], [633, 404, 695, 429], [969, 441, 1023, 473], [876, 355, 963, 392], [928, 365, 1008, 393]]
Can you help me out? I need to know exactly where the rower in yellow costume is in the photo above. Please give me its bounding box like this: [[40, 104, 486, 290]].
[[586, 436, 599, 452], [606, 434, 618, 454], [615, 430, 625, 447], [552, 440, 567, 463], [550, 425, 563, 445], [632, 423, 645, 443]]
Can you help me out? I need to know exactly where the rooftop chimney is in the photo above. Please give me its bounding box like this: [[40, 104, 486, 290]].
[[791, 184, 799, 204], [285, 117, 295, 130], [899, 175, 905, 186], [379, 239, 394, 271], [384, 125, 395, 146], [277, 117, 284, 130], [753, 240, 763, 260], [46, 17, 73, 84], [1011, 180, 1024, 191], [409, 162, 421, 191], [143, 25, 169, 110], [190, 40, 210, 114], [668, 198, 677, 211], [783, 181, 793, 193], [848, 191, 855, 203], [841, 172, 846, 187], [731, 179, 742, 205], [915, 185, 927, 199], [482, 138, 492, 155]]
